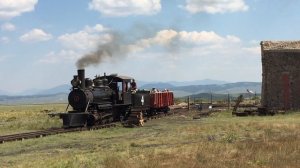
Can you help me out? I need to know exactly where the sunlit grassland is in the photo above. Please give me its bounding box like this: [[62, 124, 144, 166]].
[[0, 104, 65, 134], [0, 104, 299, 168]]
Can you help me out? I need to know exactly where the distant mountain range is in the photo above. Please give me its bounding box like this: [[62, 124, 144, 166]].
[[0, 93, 68, 105], [141, 82, 261, 97], [186, 92, 261, 101], [5, 85, 71, 96], [174, 82, 261, 96], [138, 79, 228, 88], [0, 80, 261, 104], [31, 84, 71, 95], [168, 79, 228, 86]]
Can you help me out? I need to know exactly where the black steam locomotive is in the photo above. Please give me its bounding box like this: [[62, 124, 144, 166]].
[[60, 69, 173, 127]]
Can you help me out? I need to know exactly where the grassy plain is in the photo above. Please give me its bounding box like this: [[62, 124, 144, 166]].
[[0, 104, 299, 168], [0, 104, 64, 135]]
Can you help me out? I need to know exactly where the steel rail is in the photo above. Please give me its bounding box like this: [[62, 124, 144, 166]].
[[0, 123, 116, 144], [0, 108, 185, 144]]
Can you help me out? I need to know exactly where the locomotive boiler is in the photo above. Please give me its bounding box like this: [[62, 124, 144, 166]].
[[60, 69, 174, 128]]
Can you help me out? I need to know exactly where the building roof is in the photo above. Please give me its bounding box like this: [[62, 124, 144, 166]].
[[101, 75, 134, 82], [261, 41, 300, 52], [115, 75, 134, 81]]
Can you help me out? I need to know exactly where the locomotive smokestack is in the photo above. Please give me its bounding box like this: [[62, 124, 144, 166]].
[[78, 69, 85, 89]]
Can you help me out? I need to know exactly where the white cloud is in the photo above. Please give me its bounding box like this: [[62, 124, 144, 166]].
[[183, 0, 248, 14], [40, 27, 260, 82], [128, 30, 178, 51], [39, 26, 261, 83], [242, 46, 260, 55], [58, 24, 111, 51], [20, 29, 53, 42], [125, 31, 260, 82], [0, 36, 10, 43], [125, 29, 260, 82], [39, 50, 81, 64], [0, 0, 38, 19], [83, 24, 109, 33], [128, 29, 241, 52], [40, 24, 110, 63], [89, 0, 161, 17], [1, 22, 16, 31]]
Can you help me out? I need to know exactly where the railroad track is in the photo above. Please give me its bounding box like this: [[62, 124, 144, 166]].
[[0, 108, 187, 144], [0, 123, 116, 144], [146, 111, 174, 120], [145, 108, 187, 121]]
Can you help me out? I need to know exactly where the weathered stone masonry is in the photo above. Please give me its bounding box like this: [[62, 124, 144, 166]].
[[261, 41, 300, 110]]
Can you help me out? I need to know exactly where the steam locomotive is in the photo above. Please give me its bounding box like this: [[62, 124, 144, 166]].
[[60, 69, 174, 127]]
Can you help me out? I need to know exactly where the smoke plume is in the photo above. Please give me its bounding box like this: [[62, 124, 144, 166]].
[[76, 28, 184, 69], [76, 33, 128, 69]]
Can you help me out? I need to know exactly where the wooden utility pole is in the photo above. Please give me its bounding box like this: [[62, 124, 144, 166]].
[[210, 92, 213, 105], [188, 96, 190, 111], [227, 93, 231, 110]]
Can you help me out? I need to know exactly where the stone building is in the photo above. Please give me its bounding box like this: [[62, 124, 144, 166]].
[[261, 41, 300, 110]]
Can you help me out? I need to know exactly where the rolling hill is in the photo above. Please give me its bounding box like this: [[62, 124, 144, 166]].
[[0, 81, 261, 104], [141, 82, 261, 97]]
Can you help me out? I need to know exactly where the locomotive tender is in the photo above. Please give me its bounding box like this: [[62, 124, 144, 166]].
[[60, 69, 174, 127]]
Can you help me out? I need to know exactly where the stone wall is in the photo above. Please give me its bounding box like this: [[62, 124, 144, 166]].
[[261, 41, 300, 110]]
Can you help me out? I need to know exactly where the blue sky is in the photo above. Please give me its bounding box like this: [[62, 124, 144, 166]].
[[0, 0, 300, 92]]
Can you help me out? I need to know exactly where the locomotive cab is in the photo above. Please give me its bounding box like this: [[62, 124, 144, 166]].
[[101, 74, 134, 105]]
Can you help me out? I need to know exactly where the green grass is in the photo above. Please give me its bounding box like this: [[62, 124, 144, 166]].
[[0, 104, 299, 168], [0, 104, 64, 134]]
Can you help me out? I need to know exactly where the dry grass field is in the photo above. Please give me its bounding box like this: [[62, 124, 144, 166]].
[[0, 104, 299, 168]]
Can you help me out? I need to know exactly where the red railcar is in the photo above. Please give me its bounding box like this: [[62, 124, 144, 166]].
[[150, 91, 174, 112]]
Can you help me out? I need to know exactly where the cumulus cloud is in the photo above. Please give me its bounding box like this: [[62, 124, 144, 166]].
[[125, 29, 260, 82], [128, 29, 241, 53], [183, 0, 248, 14], [20, 29, 53, 42], [0, 0, 38, 19], [58, 24, 111, 51], [83, 24, 109, 33], [124, 29, 260, 82], [39, 50, 81, 64], [1, 22, 16, 31], [40, 24, 110, 63], [73, 28, 247, 69], [40, 26, 259, 71], [89, 0, 161, 17]]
